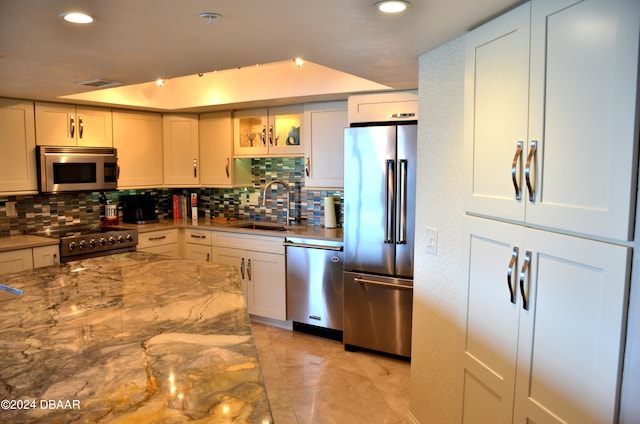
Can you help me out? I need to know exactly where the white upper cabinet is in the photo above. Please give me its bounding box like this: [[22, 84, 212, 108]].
[[233, 105, 304, 157], [303, 101, 347, 189], [347, 91, 418, 124], [112, 110, 163, 189], [35, 102, 112, 147], [162, 114, 199, 187], [0, 98, 37, 194], [464, 0, 640, 242], [199, 111, 251, 187]]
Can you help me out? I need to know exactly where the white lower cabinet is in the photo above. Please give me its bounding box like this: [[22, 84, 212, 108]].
[[137, 229, 180, 257], [32, 245, 60, 268], [0, 244, 59, 275], [183, 228, 213, 262], [459, 216, 630, 423], [0, 249, 33, 274], [210, 231, 286, 321]]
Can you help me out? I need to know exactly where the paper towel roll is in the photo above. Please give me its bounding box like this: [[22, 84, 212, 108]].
[[324, 197, 337, 228]]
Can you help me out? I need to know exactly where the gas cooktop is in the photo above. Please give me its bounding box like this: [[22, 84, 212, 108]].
[[34, 224, 138, 262]]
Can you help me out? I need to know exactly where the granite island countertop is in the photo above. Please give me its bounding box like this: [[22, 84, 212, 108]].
[[0, 252, 272, 423]]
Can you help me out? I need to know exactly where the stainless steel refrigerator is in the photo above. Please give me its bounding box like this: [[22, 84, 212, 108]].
[[343, 123, 416, 358]]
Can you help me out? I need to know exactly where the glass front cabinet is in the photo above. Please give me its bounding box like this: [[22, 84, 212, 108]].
[[233, 105, 304, 157]]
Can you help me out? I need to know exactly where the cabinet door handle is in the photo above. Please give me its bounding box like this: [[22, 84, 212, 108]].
[[519, 250, 532, 310], [269, 125, 274, 146], [225, 158, 230, 178], [397, 159, 408, 245], [507, 246, 519, 304], [70, 115, 75, 138], [247, 258, 252, 281], [206, 253, 210, 262], [240, 258, 245, 279], [385, 159, 395, 244], [193, 158, 197, 178], [149, 235, 167, 241], [79, 116, 84, 139], [512, 142, 523, 200], [261, 126, 267, 147], [304, 156, 310, 178], [525, 141, 538, 202], [190, 234, 206, 239]]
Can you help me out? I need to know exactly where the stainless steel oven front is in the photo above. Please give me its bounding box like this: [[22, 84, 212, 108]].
[[36, 146, 118, 193]]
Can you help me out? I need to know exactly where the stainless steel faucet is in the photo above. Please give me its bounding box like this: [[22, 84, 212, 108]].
[[261, 179, 291, 225]]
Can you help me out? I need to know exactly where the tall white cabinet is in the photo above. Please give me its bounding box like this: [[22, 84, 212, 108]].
[[0, 99, 37, 194], [460, 1, 639, 423]]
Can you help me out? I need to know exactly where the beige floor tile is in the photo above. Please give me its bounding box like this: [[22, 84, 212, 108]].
[[251, 322, 411, 424]]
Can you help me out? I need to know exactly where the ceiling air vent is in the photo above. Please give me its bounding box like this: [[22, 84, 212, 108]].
[[75, 78, 122, 88]]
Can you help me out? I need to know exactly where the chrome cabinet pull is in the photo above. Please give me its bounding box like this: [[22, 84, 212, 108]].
[[206, 253, 210, 262], [385, 159, 395, 244], [70, 115, 75, 138], [389, 113, 416, 119], [269, 125, 274, 146], [397, 159, 408, 244], [247, 258, 252, 280], [225, 158, 230, 178], [79, 116, 84, 139], [148, 235, 167, 241], [190, 234, 206, 239], [512, 142, 523, 200], [261, 125, 266, 146], [525, 141, 538, 202], [240, 258, 245, 279], [193, 158, 197, 178], [507, 246, 519, 304], [304, 156, 310, 178], [519, 250, 532, 310]]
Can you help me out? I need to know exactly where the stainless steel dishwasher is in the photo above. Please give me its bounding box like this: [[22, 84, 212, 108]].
[[284, 237, 344, 332]]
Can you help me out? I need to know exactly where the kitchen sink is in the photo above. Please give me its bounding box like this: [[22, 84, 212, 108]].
[[236, 223, 287, 231]]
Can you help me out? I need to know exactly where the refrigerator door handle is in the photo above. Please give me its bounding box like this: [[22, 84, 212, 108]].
[[397, 159, 408, 244], [385, 159, 395, 244]]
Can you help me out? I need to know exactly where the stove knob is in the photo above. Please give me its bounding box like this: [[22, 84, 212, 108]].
[[78, 240, 87, 250], [108, 236, 116, 245], [126, 234, 133, 243], [68, 242, 76, 251], [99, 237, 106, 247], [117, 235, 124, 244], [89, 238, 96, 248]]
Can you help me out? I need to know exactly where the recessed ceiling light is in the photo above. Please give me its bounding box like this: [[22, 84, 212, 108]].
[[62, 12, 94, 24], [293, 57, 304, 67], [156, 78, 165, 87], [375, 0, 410, 13]]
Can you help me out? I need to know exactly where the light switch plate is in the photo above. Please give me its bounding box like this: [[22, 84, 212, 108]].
[[5, 201, 17, 217], [425, 227, 438, 255]]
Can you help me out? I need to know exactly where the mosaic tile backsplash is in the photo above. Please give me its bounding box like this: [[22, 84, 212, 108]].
[[0, 157, 343, 237]]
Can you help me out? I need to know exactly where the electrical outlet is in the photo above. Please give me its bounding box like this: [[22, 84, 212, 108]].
[[240, 193, 249, 206], [5, 201, 17, 217], [425, 227, 438, 255], [249, 192, 260, 205]]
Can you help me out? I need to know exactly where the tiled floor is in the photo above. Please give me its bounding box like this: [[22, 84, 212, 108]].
[[251, 322, 411, 424]]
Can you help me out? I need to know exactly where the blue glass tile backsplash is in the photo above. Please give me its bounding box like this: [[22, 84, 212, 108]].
[[0, 157, 343, 237]]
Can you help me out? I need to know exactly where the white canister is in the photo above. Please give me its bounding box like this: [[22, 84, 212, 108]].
[[324, 197, 337, 228]]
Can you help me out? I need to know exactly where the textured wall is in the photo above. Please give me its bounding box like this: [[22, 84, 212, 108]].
[[409, 36, 465, 424]]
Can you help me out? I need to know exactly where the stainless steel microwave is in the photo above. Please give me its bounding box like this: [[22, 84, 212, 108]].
[[36, 146, 118, 193]]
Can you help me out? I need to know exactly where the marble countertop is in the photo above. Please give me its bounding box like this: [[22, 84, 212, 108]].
[[123, 219, 344, 242], [0, 252, 272, 423], [0, 234, 59, 253]]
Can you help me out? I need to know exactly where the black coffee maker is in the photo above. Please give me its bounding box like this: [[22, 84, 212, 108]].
[[121, 194, 158, 224]]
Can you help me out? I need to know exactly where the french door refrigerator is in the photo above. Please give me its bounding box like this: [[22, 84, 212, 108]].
[[343, 122, 416, 358]]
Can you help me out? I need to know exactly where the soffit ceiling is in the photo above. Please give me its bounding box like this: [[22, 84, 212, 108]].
[[0, 0, 522, 112]]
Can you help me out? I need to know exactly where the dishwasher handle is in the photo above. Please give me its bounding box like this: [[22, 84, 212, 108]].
[[283, 241, 343, 251]]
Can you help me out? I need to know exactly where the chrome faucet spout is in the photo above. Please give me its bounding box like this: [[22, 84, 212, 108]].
[[261, 179, 291, 224]]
